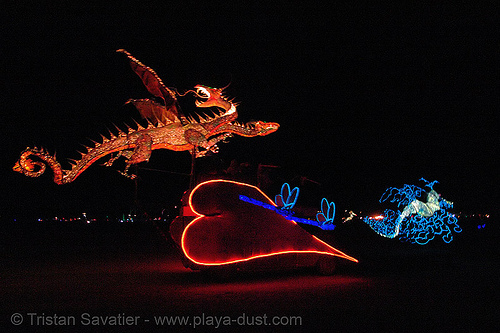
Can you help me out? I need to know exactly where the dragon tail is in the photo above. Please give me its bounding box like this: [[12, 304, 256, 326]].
[[13, 130, 131, 185], [13, 147, 67, 184]]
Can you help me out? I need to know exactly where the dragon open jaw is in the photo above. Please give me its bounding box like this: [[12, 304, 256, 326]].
[[194, 85, 236, 115]]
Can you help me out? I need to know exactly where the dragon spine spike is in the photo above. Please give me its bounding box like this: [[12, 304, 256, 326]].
[[87, 138, 99, 147], [79, 144, 89, 152], [106, 127, 117, 139], [111, 123, 125, 136], [132, 119, 145, 130], [123, 123, 134, 133]]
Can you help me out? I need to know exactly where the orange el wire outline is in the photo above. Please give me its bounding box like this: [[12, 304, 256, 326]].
[[180, 179, 358, 266]]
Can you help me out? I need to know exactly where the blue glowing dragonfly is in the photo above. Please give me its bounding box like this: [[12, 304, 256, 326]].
[[275, 183, 299, 210]]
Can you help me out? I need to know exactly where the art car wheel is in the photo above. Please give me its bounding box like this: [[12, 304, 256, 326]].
[[316, 256, 337, 275]]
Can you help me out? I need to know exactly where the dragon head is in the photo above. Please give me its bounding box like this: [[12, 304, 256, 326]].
[[191, 84, 279, 138], [248, 121, 280, 136], [194, 85, 236, 115]]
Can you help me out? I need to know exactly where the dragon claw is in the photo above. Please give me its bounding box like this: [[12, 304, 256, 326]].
[[117, 170, 137, 179]]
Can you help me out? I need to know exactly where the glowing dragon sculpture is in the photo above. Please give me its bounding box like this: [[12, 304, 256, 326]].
[[13, 50, 279, 184]]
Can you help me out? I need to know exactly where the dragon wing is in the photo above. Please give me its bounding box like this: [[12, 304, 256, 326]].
[[117, 49, 182, 123], [125, 99, 177, 124]]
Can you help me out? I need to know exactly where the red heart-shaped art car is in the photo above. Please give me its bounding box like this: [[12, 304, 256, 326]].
[[181, 180, 357, 269]]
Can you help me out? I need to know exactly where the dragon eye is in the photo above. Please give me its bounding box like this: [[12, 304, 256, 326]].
[[196, 87, 210, 98]]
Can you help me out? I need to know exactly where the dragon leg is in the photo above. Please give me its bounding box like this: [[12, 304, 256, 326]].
[[119, 162, 137, 179], [102, 152, 125, 167], [184, 129, 212, 157], [206, 133, 233, 154], [184, 129, 233, 157], [117, 134, 153, 179]]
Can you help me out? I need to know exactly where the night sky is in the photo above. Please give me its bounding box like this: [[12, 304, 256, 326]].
[[1, 2, 498, 220]]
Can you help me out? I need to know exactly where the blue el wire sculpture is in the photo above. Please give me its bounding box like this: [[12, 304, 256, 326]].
[[275, 183, 299, 210], [316, 198, 336, 226], [239, 183, 336, 230], [363, 178, 461, 245]]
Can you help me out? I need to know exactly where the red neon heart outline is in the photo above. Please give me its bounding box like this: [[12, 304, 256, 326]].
[[181, 179, 358, 266]]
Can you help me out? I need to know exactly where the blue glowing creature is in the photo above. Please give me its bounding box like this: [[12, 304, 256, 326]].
[[275, 183, 299, 210], [363, 178, 461, 245], [316, 198, 336, 226]]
